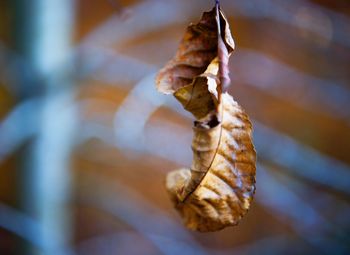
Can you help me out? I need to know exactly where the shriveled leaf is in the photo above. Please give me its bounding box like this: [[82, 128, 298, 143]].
[[174, 58, 220, 119], [156, 4, 256, 232], [156, 7, 234, 95], [166, 93, 256, 232]]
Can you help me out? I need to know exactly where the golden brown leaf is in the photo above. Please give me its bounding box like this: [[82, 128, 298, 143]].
[[166, 93, 256, 232], [156, 7, 234, 95], [156, 4, 256, 232]]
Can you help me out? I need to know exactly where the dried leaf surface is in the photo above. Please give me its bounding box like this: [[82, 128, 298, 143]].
[[156, 5, 256, 232], [156, 8, 233, 95]]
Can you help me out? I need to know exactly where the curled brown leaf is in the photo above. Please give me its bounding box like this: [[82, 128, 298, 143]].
[[156, 5, 256, 232]]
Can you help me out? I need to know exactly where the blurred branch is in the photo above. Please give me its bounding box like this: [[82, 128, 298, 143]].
[[11, 0, 77, 255]]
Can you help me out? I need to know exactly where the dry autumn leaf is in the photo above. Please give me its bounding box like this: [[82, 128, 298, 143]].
[[156, 3, 256, 232]]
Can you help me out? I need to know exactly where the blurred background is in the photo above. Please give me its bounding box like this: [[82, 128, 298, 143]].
[[0, 0, 350, 254]]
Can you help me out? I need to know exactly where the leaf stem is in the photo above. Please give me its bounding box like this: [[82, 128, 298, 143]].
[[215, 0, 221, 36]]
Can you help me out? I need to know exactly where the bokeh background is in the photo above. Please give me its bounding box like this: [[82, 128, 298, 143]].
[[0, 0, 350, 254]]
